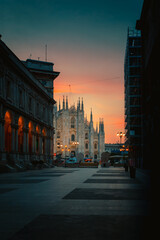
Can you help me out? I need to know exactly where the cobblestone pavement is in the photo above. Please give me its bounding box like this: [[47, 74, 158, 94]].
[[0, 166, 151, 240]]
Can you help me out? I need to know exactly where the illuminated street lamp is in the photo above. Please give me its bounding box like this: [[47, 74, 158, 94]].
[[117, 132, 125, 144], [72, 141, 79, 157]]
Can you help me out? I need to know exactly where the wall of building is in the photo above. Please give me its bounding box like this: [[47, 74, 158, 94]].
[[0, 39, 59, 165]]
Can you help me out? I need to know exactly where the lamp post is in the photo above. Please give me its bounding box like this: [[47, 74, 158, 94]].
[[117, 132, 125, 144], [72, 141, 79, 157]]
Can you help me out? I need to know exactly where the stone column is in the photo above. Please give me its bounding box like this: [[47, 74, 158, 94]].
[[14, 117, 19, 162], [11, 123, 15, 161], [0, 119, 5, 161], [11, 124, 15, 152], [24, 127, 29, 162], [39, 131, 43, 160]]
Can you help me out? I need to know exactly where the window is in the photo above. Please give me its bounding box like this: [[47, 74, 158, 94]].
[[85, 133, 88, 139], [71, 117, 75, 128], [19, 89, 23, 107], [57, 132, 60, 138], [71, 134, 75, 141], [36, 103, 39, 116], [29, 97, 32, 112], [43, 106, 46, 121], [6, 80, 11, 99], [85, 143, 88, 149], [94, 143, 97, 149]]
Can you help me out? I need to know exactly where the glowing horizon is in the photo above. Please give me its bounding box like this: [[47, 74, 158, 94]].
[[0, 0, 143, 143]]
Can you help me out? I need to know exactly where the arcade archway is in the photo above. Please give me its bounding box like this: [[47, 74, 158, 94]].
[[28, 121, 33, 153], [18, 116, 24, 153], [4, 111, 12, 152]]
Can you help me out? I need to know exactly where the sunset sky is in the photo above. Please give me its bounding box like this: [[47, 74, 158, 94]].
[[0, 0, 143, 143]]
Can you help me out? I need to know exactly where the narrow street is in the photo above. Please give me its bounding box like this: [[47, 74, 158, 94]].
[[0, 166, 151, 240]]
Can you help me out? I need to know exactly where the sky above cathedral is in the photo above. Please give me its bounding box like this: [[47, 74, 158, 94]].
[[0, 0, 144, 143]]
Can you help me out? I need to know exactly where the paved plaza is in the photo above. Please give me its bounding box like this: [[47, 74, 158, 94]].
[[0, 166, 151, 240]]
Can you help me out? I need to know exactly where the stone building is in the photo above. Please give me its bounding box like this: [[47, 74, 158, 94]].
[[0, 38, 59, 167], [54, 96, 105, 161]]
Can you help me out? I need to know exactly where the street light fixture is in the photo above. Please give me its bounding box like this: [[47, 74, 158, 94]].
[[72, 141, 79, 157], [117, 132, 125, 144]]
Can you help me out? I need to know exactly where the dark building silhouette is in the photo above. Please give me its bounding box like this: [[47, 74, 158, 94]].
[[136, 0, 160, 170], [124, 28, 143, 168], [125, 0, 160, 172]]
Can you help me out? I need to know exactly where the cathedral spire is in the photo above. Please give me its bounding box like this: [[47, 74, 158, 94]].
[[66, 96, 68, 110], [96, 122, 98, 133], [63, 95, 65, 109], [77, 97, 80, 110], [59, 99, 61, 111], [90, 108, 93, 122], [81, 97, 84, 111], [99, 118, 101, 131], [102, 118, 104, 132]]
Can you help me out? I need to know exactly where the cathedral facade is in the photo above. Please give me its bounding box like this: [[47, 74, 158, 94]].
[[54, 96, 105, 161]]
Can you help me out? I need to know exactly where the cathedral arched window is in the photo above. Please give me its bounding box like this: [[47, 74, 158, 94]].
[[4, 111, 12, 152], [85, 143, 88, 149], [71, 117, 75, 128], [28, 121, 33, 154], [71, 134, 75, 141], [94, 143, 97, 149], [42, 128, 46, 154], [57, 131, 60, 138], [18, 116, 24, 153], [36, 125, 40, 154], [85, 133, 88, 139]]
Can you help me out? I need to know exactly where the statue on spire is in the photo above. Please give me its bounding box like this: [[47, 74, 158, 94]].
[[81, 97, 84, 111], [63, 95, 65, 109], [66, 96, 68, 109]]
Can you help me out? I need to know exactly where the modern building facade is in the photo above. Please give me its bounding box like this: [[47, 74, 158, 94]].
[[124, 28, 143, 168], [54, 96, 105, 161], [0, 38, 59, 166]]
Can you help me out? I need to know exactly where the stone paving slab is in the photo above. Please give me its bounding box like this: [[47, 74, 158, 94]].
[[91, 175, 129, 179], [0, 188, 18, 194], [8, 214, 151, 240], [0, 179, 49, 184], [84, 178, 141, 184], [97, 170, 125, 173], [63, 188, 150, 200], [24, 174, 64, 177], [46, 199, 150, 216], [80, 183, 147, 189], [41, 170, 77, 173], [92, 173, 129, 177]]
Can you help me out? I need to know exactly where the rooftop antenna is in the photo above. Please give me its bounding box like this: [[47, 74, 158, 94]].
[[45, 44, 47, 61]]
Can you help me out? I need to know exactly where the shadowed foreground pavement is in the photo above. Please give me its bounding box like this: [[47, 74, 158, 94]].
[[0, 166, 151, 240]]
